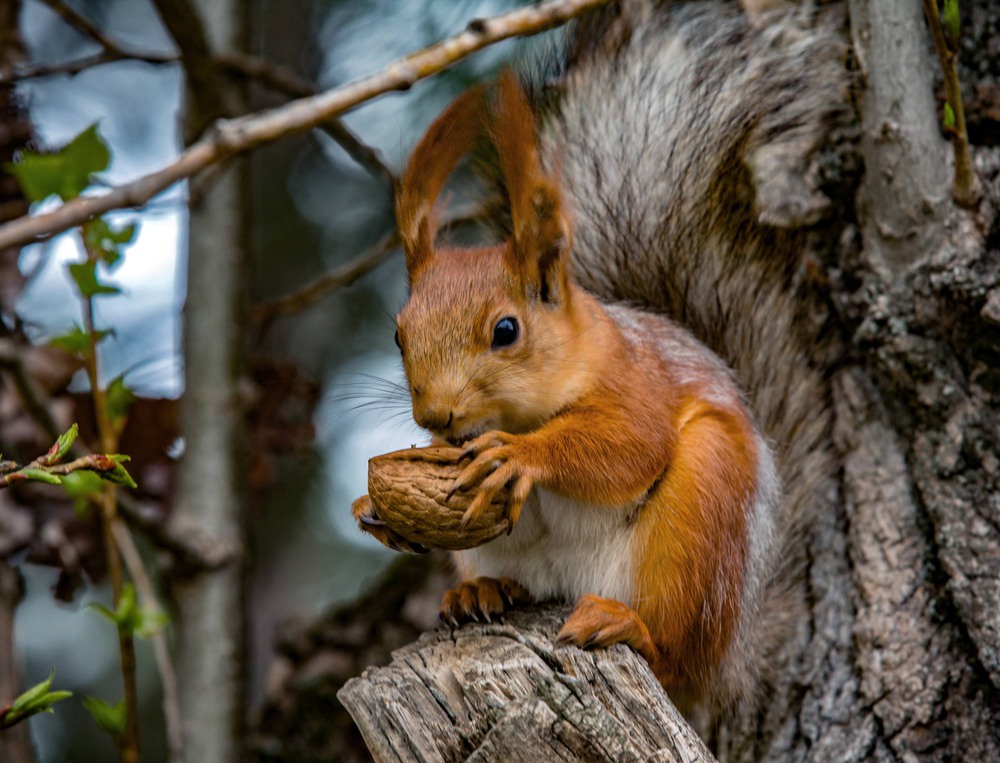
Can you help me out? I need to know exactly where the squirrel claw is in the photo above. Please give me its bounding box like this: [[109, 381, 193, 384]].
[[439, 576, 531, 626], [351, 494, 427, 554]]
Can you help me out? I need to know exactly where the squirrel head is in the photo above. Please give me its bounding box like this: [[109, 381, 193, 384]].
[[393, 72, 590, 444]]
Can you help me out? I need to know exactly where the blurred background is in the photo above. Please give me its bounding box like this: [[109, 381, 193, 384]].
[[0, 0, 552, 760]]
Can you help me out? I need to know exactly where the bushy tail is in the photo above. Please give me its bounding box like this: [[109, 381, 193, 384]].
[[539, 0, 844, 710]]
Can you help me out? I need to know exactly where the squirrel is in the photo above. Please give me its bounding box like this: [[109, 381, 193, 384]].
[[352, 0, 842, 714]]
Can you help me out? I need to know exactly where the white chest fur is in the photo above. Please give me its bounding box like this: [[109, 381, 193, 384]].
[[453, 487, 636, 605]]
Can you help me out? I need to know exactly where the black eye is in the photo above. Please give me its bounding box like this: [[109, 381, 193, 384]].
[[394, 329, 402, 352], [491, 317, 519, 349]]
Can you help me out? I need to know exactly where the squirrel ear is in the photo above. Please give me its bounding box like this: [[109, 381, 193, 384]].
[[491, 70, 572, 304], [397, 84, 487, 281]]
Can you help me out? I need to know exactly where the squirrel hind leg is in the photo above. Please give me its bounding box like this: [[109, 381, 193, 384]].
[[439, 576, 531, 626]]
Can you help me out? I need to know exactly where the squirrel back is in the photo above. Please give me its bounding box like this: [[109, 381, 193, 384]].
[[531, 0, 843, 710]]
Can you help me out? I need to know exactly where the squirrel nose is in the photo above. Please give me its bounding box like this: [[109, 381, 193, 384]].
[[413, 405, 453, 433]]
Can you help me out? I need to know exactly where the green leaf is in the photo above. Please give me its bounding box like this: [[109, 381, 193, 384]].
[[944, 0, 960, 41], [85, 584, 164, 638], [82, 218, 136, 269], [49, 424, 79, 464], [19, 468, 62, 485], [4, 124, 110, 202], [0, 669, 73, 729], [61, 470, 104, 515], [68, 261, 121, 299], [101, 459, 137, 490], [114, 583, 140, 634], [943, 101, 956, 130], [82, 696, 126, 739], [85, 602, 118, 624], [105, 376, 134, 428], [49, 325, 105, 355], [135, 608, 170, 639], [10, 668, 55, 712]]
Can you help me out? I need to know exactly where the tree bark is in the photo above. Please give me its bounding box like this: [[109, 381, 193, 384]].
[[339, 606, 713, 763], [168, 0, 248, 760]]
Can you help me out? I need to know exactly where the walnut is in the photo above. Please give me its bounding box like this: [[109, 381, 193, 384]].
[[367, 446, 508, 550]]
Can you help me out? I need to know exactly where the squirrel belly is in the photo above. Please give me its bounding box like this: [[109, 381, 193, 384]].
[[453, 298, 779, 697]]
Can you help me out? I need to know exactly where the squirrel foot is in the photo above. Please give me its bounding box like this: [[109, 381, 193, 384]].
[[439, 576, 531, 626], [556, 594, 659, 666], [350, 494, 429, 554], [450, 431, 535, 534]]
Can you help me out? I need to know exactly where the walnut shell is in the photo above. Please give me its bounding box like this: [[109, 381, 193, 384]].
[[367, 446, 509, 550]]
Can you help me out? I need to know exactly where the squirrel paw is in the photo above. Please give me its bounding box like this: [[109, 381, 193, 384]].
[[450, 431, 534, 534], [556, 594, 659, 665], [350, 494, 429, 555], [439, 576, 531, 626]]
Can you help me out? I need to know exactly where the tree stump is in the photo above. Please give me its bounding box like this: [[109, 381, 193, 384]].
[[338, 605, 714, 763]]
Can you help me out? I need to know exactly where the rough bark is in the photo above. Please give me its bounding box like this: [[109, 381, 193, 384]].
[[339, 606, 713, 763], [847, 0, 949, 271]]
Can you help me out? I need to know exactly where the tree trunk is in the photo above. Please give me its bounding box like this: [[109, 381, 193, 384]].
[[167, 0, 249, 760], [253, 2, 1000, 761]]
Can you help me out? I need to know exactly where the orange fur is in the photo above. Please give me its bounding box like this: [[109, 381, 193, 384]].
[[634, 399, 756, 689], [397, 84, 487, 278], [371, 73, 764, 700]]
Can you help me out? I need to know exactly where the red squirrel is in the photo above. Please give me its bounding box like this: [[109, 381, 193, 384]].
[[353, 1, 841, 711]]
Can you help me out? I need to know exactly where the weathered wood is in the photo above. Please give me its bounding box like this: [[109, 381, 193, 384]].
[[338, 606, 714, 763]]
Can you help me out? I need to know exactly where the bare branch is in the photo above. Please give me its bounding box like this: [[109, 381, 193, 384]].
[[0, 0, 174, 83], [35, 0, 125, 53], [250, 231, 399, 326], [217, 51, 397, 190], [0, 0, 613, 252]]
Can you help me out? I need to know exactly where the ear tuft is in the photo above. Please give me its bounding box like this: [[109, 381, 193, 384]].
[[397, 84, 487, 281], [490, 69, 572, 304]]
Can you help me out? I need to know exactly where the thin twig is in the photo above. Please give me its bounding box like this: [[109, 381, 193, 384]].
[[921, 0, 982, 207], [0, 46, 396, 190], [0, 0, 174, 83], [35, 0, 129, 54], [112, 520, 183, 763], [248, 206, 483, 327], [80, 254, 139, 762], [217, 51, 398, 190], [0, 0, 613, 251], [0, 452, 125, 488], [250, 231, 399, 326]]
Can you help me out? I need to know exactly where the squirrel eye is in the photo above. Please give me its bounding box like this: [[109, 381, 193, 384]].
[[491, 317, 519, 349], [394, 329, 402, 352]]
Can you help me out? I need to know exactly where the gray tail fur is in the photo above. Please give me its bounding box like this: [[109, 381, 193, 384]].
[[535, 0, 844, 712]]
